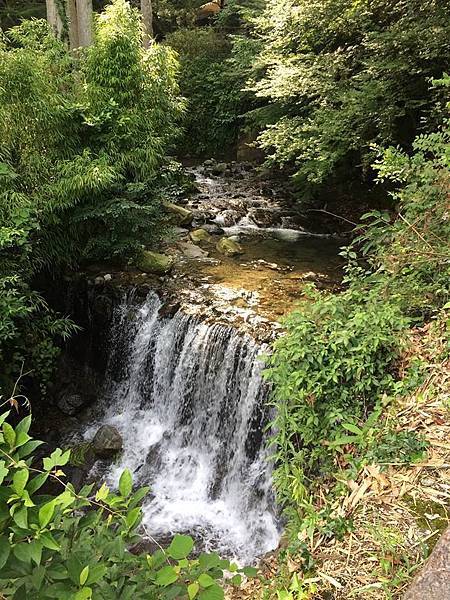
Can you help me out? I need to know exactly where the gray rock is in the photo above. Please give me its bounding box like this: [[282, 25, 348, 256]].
[[103, 274, 112, 282], [211, 162, 228, 175], [94, 276, 104, 286], [177, 242, 209, 259], [92, 425, 123, 458], [136, 250, 174, 275], [403, 526, 450, 599], [202, 223, 224, 235], [163, 202, 193, 226], [57, 393, 86, 416]]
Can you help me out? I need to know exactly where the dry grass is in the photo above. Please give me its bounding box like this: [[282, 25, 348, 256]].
[[228, 319, 450, 600]]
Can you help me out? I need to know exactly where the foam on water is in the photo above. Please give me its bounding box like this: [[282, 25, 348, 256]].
[[86, 292, 280, 564]]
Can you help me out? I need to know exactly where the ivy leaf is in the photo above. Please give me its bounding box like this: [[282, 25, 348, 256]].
[[167, 534, 194, 560], [155, 565, 178, 587]]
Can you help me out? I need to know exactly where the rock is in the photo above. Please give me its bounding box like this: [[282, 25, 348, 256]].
[[158, 300, 181, 319], [173, 227, 189, 238], [177, 242, 209, 259], [214, 210, 240, 227], [203, 159, 215, 167], [136, 250, 174, 275], [92, 425, 123, 458], [94, 276, 104, 286], [103, 273, 112, 282], [216, 237, 244, 257], [57, 393, 86, 416], [211, 162, 228, 175], [163, 201, 193, 226], [237, 132, 264, 163], [227, 235, 241, 243], [202, 223, 224, 235], [403, 526, 450, 599], [190, 228, 212, 245]]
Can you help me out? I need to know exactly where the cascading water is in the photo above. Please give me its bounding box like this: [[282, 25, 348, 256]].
[[86, 292, 280, 564]]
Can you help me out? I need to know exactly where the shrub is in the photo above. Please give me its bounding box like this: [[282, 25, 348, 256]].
[[0, 408, 248, 598]]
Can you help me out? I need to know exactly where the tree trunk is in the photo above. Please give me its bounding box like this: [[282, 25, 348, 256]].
[[67, 0, 80, 49], [141, 0, 153, 47], [75, 0, 93, 47], [46, 0, 64, 38]]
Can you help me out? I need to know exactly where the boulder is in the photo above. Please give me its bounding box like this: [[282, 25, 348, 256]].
[[211, 162, 228, 176], [202, 223, 224, 235], [163, 201, 193, 226], [216, 237, 244, 257], [177, 242, 209, 259], [404, 526, 450, 599], [136, 250, 174, 275], [190, 228, 212, 245], [57, 393, 86, 416], [92, 425, 123, 458]]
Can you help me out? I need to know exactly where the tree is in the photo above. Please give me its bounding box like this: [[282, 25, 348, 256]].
[[45, 0, 64, 38], [141, 0, 153, 46], [76, 0, 93, 47], [46, 0, 93, 48]]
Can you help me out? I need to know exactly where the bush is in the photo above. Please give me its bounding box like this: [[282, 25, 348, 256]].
[[0, 408, 248, 598]]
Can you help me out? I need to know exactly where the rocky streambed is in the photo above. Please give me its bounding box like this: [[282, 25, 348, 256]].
[[43, 160, 347, 564]]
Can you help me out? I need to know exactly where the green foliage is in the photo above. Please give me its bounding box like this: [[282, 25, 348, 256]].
[[0, 409, 245, 598], [266, 78, 449, 543], [166, 28, 253, 156], [244, 0, 450, 199], [0, 1, 184, 391]]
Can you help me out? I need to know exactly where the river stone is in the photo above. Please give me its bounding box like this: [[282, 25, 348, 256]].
[[190, 228, 212, 245], [216, 237, 244, 257], [403, 526, 450, 599], [136, 250, 174, 275], [211, 162, 228, 175], [163, 201, 193, 225], [57, 393, 86, 416], [92, 425, 123, 458], [178, 241, 209, 259], [202, 223, 224, 235]]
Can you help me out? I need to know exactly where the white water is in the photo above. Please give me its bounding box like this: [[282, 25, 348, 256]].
[[86, 293, 280, 564]]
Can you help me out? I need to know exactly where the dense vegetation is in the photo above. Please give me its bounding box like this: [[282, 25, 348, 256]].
[[0, 0, 449, 598], [0, 0, 182, 393]]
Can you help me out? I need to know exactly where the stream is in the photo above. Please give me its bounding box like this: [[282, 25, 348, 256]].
[[63, 161, 345, 564]]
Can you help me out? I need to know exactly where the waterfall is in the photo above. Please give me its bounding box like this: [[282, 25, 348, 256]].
[[86, 292, 280, 564]]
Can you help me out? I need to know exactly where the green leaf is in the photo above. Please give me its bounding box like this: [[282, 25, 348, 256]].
[[0, 460, 9, 485], [198, 584, 224, 600], [3, 422, 16, 448], [119, 468, 133, 498], [231, 575, 242, 586], [29, 540, 43, 566], [27, 472, 49, 495], [155, 565, 178, 587], [188, 582, 200, 599], [125, 507, 141, 529], [39, 500, 55, 528], [86, 564, 107, 585], [16, 415, 31, 435], [13, 543, 32, 563], [167, 534, 194, 560], [0, 536, 11, 570], [342, 423, 363, 435], [40, 532, 60, 551], [95, 482, 109, 502], [242, 566, 258, 577], [74, 588, 92, 600], [13, 469, 29, 495], [13, 506, 28, 529], [80, 566, 89, 586], [198, 574, 215, 588]]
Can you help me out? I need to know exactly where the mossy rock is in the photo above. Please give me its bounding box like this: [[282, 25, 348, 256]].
[[190, 228, 212, 245], [136, 250, 174, 275], [216, 237, 244, 257], [163, 201, 193, 226]]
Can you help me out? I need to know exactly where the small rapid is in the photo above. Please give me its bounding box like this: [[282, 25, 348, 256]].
[[85, 292, 280, 564]]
